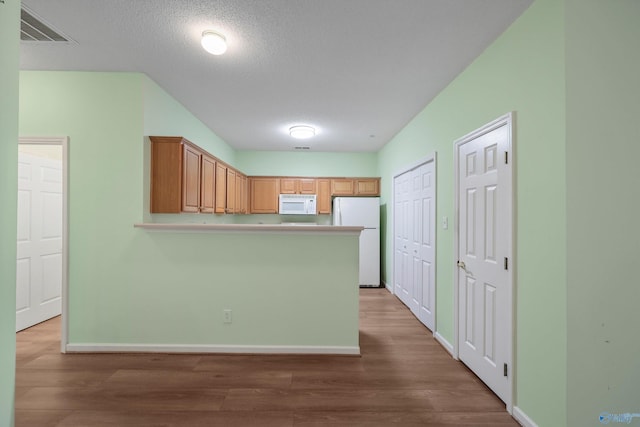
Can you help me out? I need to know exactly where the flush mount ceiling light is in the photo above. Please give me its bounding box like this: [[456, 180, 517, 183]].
[[289, 125, 316, 139], [201, 30, 227, 55]]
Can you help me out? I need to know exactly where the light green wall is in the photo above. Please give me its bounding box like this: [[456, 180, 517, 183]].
[[81, 231, 359, 348], [20, 71, 146, 345], [19, 71, 359, 351], [566, 1, 640, 426], [143, 76, 235, 165], [0, 2, 19, 426], [377, 0, 566, 425], [236, 150, 378, 177]]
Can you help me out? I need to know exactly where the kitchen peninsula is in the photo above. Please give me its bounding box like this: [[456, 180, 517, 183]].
[[105, 222, 363, 355], [85, 136, 377, 357]]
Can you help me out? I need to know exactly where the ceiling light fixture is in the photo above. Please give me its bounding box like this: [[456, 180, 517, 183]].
[[201, 31, 227, 55], [289, 125, 315, 139]]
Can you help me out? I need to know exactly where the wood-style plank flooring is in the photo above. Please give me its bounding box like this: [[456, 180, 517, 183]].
[[15, 288, 518, 426]]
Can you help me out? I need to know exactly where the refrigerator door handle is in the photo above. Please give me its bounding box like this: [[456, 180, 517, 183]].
[[336, 198, 342, 225]]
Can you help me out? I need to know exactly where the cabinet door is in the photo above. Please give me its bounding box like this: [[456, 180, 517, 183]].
[[331, 179, 355, 196], [150, 137, 183, 213], [200, 155, 216, 213], [226, 168, 237, 214], [240, 175, 248, 214], [215, 163, 227, 214], [250, 177, 280, 213], [355, 178, 380, 196], [298, 178, 317, 194], [182, 144, 201, 213], [280, 178, 297, 194], [317, 179, 331, 214], [235, 172, 244, 214]]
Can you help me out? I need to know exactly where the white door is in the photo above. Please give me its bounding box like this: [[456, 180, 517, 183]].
[[16, 149, 63, 331], [409, 161, 436, 331], [393, 172, 411, 307], [393, 156, 437, 331], [456, 115, 513, 405]]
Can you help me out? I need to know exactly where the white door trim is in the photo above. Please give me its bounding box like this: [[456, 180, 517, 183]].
[[18, 136, 69, 354], [391, 152, 437, 332], [453, 113, 515, 412]]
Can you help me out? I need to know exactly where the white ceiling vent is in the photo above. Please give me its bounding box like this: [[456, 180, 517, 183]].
[[21, 7, 70, 42]]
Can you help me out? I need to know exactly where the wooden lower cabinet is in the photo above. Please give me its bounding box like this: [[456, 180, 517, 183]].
[[250, 177, 280, 213]]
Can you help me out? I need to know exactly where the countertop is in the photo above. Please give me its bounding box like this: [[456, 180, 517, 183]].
[[134, 223, 363, 234]]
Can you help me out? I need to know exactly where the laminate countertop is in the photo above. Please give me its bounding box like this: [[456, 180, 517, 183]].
[[134, 223, 363, 235]]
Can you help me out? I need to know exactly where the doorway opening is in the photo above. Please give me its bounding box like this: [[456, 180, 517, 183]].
[[16, 136, 69, 353]]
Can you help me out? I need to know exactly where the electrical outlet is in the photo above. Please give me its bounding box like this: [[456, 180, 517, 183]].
[[223, 309, 232, 324]]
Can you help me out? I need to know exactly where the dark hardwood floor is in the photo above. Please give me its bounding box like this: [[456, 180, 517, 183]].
[[15, 288, 519, 426]]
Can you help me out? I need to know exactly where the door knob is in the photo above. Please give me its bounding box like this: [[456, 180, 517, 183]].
[[457, 260, 467, 270]]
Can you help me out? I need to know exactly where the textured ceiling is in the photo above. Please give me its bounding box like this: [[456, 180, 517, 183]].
[[20, 0, 532, 152]]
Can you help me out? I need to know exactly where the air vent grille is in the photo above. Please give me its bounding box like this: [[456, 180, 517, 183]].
[[21, 7, 69, 42]]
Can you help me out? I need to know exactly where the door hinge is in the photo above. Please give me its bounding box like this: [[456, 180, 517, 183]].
[[504, 257, 508, 270], [505, 151, 508, 164], [504, 363, 508, 377]]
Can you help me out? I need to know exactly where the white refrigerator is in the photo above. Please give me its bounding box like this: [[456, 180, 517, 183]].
[[332, 197, 380, 287]]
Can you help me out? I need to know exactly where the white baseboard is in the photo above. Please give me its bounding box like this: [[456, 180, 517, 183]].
[[65, 343, 361, 355], [513, 406, 538, 427], [434, 331, 455, 357]]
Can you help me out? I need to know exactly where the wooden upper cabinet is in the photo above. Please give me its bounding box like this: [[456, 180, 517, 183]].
[[181, 144, 201, 212], [236, 173, 247, 214], [150, 136, 214, 214], [200, 155, 216, 213], [331, 178, 355, 196], [226, 168, 237, 214], [330, 178, 380, 197], [250, 177, 280, 213], [298, 178, 317, 194], [317, 179, 331, 214], [279, 178, 297, 194], [279, 178, 317, 194], [215, 162, 227, 214], [241, 175, 248, 214], [150, 137, 184, 213], [355, 178, 380, 196], [150, 136, 380, 215]]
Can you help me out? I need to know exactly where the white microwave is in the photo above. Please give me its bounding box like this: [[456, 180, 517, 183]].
[[279, 194, 317, 215]]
